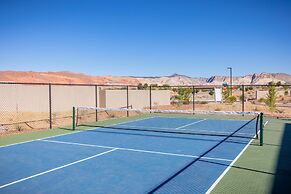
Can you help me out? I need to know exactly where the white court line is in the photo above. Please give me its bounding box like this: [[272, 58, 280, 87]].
[[175, 119, 207, 129], [0, 148, 117, 189], [39, 139, 233, 162], [0, 116, 156, 149], [205, 132, 259, 193]]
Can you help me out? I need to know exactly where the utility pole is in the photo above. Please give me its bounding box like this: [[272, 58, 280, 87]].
[[227, 67, 233, 96]]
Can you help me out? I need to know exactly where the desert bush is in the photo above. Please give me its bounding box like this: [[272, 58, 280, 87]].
[[276, 109, 284, 114], [239, 95, 246, 102], [258, 98, 266, 103], [197, 101, 208, 104], [15, 125, 23, 132], [225, 96, 237, 104], [222, 88, 230, 100], [109, 114, 116, 118]]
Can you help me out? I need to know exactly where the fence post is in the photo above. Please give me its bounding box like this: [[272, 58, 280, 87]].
[[126, 86, 129, 117], [149, 86, 152, 111], [242, 85, 245, 116], [72, 106, 76, 130], [95, 85, 98, 121], [260, 112, 264, 146], [48, 83, 52, 129], [192, 86, 195, 114]]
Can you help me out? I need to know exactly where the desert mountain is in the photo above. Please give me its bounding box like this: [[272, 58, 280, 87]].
[[136, 73, 291, 85], [0, 71, 290, 86]]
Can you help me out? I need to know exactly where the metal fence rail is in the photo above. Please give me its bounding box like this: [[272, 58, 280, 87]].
[[0, 82, 290, 133]]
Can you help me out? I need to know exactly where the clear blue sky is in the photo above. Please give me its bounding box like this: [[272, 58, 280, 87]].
[[0, 0, 290, 77]]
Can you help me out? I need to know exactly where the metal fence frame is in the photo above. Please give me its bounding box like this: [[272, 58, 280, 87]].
[[1, 82, 290, 130]]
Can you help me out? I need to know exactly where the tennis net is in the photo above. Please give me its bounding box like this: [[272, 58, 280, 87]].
[[72, 106, 264, 145]]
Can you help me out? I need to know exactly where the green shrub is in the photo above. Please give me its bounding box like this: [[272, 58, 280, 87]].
[[265, 83, 277, 112], [222, 87, 231, 100], [161, 84, 170, 90], [171, 88, 192, 105], [137, 83, 143, 90]]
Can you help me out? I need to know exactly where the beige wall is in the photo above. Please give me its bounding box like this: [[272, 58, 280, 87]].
[[0, 84, 96, 112], [51, 85, 95, 112], [99, 90, 127, 108], [99, 89, 170, 109], [128, 90, 150, 109], [0, 84, 49, 112], [151, 90, 171, 107], [0, 84, 171, 113]]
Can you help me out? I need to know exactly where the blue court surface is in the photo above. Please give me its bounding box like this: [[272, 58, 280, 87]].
[[0, 116, 257, 194]]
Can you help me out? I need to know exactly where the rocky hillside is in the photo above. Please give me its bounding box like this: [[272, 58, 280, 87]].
[[0, 71, 139, 85], [0, 71, 290, 86], [136, 73, 291, 85]]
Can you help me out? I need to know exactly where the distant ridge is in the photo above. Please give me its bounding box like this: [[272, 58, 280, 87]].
[[0, 71, 290, 85]]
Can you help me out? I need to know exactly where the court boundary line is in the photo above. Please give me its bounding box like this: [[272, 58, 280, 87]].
[[205, 119, 269, 193], [39, 139, 233, 162], [0, 116, 155, 149], [0, 148, 117, 189]]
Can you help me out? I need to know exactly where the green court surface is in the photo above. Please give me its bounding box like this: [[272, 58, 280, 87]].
[[1, 115, 290, 193]]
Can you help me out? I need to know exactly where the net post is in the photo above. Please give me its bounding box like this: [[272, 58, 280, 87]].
[[72, 106, 76, 130], [259, 112, 264, 146], [255, 113, 259, 139], [242, 85, 245, 116], [192, 86, 195, 114], [95, 85, 98, 122], [126, 86, 129, 117]]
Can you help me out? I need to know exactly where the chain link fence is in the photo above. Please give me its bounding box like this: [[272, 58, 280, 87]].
[[0, 82, 290, 135]]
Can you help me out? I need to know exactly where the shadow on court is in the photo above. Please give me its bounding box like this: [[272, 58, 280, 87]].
[[272, 123, 291, 193]]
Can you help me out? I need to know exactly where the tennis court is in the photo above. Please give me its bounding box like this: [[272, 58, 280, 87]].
[[0, 110, 263, 194]]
